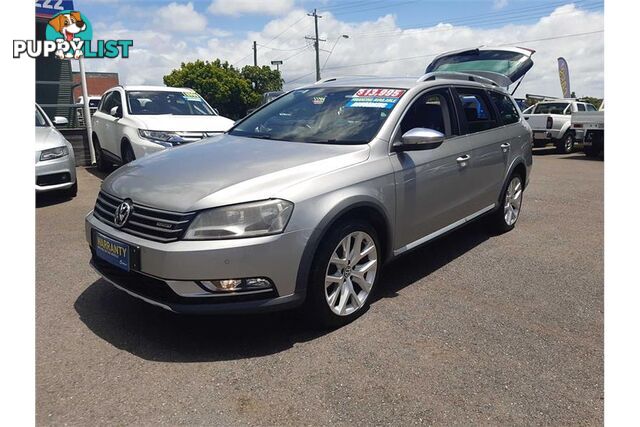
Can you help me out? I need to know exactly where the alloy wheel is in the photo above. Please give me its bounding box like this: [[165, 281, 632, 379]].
[[324, 231, 378, 316], [565, 134, 574, 152], [504, 176, 523, 226]]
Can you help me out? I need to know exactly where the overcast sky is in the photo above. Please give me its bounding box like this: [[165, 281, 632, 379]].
[[76, 0, 604, 98]]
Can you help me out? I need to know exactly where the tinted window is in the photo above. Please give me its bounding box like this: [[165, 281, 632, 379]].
[[99, 92, 113, 113], [455, 89, 498, 133], [534, 103, 570, 114], [489, 91, 520, 125], [100, 91, 122, 115], [577, 103, 586, 111], [586, 104, 597, 111], [231, 87, 405, 144], [400, 89, 457, 137]]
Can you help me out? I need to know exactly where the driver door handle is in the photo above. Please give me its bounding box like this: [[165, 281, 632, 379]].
[[456, 154, 471, 166]]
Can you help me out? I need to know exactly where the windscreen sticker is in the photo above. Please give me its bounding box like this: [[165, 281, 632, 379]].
[[346, 88, 406, 109], [182, 91, 202, 101]]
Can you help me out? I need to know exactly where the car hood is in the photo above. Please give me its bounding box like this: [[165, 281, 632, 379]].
[[35, 126, 69, 151], [132, 114, 234, 132], [101, 134, 370, 212]]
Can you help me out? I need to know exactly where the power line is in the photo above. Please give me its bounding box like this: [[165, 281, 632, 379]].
[[256, 43, 309, 52], [324, 30, 604, 71], [351, 0, 602, 38]]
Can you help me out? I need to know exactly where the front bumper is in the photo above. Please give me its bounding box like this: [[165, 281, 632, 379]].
[[85, 212, 309, 314], [35, 154, 76, 193]]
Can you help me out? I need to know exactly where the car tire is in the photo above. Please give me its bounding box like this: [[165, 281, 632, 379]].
[[492, 173, 524, 234], [93, 136, 109, 172], [305, 219, 381, 329], [584, 146, 598, 157], [533, 140, 546, 148], [122, 141, 136, 164], [556, 132, 574, 154]]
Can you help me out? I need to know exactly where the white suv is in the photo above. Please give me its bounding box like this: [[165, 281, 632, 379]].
[[91, 85, 234, 170]]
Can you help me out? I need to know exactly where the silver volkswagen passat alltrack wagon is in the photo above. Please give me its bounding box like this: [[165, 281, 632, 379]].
[[86, 47, 533, 328]]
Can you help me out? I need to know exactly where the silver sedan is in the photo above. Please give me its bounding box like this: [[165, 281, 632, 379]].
[[36, 104, 77, 197]]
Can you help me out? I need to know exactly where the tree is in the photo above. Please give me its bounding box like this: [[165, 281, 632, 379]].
[[240, 65, 284, 94], [163, 59, 282, 119], [578, 96, 603, 109]]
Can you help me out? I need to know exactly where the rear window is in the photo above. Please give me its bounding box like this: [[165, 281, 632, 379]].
[[455, 89, 499, 133], [534, 103, 569, 115], [489, 91, 520, 125], [428, 50, 531, 77]]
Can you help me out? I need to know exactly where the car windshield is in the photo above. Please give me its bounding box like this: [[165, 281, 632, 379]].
[[126, 90, 215, 116], [230, 87, 406, 144], [534, 103, 570, 114], [36, 107, 49, 127]]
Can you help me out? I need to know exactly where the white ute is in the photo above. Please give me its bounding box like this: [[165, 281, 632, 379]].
[[523, 99, 597, 154], [91, 85, 234, 171]]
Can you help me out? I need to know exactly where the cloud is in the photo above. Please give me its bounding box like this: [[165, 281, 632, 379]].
[[85, 4, 604, 98], [208, 0, 295, 16], [154, 2, 208, 33], [493, 0, 509, 10]]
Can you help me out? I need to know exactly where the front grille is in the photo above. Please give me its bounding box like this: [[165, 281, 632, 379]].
[[37, 172, 71, 186], [93, 191, 196, 243], [172, 131, 223, 144]]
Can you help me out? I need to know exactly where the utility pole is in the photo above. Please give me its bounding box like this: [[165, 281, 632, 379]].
[[306, 9, 325, 81], [253, 40, 257, 66]]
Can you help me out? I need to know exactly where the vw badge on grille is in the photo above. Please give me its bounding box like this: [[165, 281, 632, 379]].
[[114, 199, 133, 227]]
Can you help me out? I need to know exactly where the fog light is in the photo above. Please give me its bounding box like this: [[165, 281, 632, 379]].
[[198, 278, 272, 293]]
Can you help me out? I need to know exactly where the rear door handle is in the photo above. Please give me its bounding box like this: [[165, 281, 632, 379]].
[[500, 142, 511, 152], [456, 154, 471, 166]]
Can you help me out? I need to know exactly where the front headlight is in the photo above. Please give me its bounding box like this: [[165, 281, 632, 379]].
[[138, 129, 185, 147], [40, 146, 68, 161], [183, 199, 294, 240]]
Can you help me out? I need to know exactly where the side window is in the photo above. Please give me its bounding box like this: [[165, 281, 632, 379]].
[[586, 104, 597, 111], [99, 92, 113, 113], [489, 91, 520, 125], [577, 103, 586, 111], [455, 88, 498, 133], [399, 89, 457, 138], [112, 91, 123, 112]]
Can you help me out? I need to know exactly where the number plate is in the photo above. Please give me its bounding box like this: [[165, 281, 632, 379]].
[[534, 132, 548, 139], [93, 231, 131, 271]]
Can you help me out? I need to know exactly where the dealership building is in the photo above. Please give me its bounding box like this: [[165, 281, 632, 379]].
[[36, 0, 117, 166]]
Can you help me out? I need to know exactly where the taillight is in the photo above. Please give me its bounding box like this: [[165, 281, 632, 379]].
[[546, 117, 553, 129], [573, 123, 583, 128]]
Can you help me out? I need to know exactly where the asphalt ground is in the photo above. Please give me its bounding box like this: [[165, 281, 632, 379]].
[[36, 148, 603, 425]]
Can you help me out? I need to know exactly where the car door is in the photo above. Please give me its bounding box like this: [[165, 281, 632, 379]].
[[99, 90, 126, 161], [453, 87, 514, 213], [390, 86, 476, 253], [93, 91, 119, 160]]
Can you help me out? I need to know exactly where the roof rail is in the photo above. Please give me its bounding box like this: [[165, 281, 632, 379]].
[[417, 71, 498, 87]]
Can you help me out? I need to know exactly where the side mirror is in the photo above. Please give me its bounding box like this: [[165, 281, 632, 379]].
[[395, 128, 445, 151], [52, 116, 69, 126], [110, 106, 123, 118]]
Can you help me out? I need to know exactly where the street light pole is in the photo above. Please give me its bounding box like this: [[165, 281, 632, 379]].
[[322, 34, 349, 71]]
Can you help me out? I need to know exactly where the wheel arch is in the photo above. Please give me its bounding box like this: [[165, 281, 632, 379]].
[[497, 159, 527, 207], [294, 197, 393, 298]]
